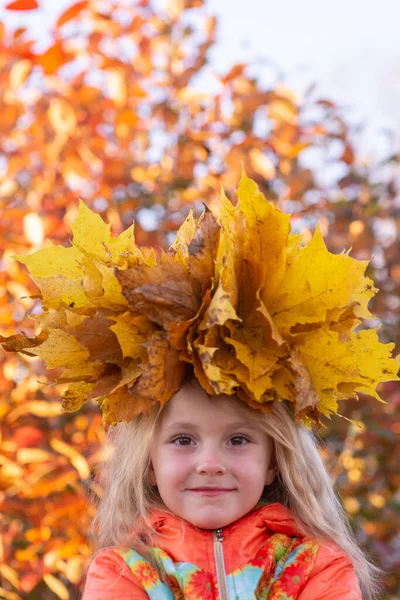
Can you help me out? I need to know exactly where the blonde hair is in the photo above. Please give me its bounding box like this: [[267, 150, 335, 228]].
[[88, 388, 382, 599]]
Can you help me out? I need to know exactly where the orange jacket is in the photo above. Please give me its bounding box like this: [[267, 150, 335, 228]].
[[82, 502, 362, 599]]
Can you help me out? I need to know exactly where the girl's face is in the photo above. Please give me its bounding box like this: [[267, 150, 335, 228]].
[[149, 382, 276, 530]]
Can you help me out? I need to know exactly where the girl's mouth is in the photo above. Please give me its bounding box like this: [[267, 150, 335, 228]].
[[188, 488, 234, 496]]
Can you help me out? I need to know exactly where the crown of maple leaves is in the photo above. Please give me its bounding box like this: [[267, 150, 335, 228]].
[[1, 173, 399, 427]]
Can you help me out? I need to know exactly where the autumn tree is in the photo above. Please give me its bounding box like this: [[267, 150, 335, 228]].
[[0, 0, 399, 598]]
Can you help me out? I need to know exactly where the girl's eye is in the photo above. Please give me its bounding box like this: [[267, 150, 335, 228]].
[[229, 435, 249, 446], [173, 436, 193, 446]]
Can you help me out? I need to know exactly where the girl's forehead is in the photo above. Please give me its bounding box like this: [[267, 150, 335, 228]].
[[159, 382, 259, 428]]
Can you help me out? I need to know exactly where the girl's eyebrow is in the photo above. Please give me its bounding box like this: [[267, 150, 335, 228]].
[[164, 421, 197, 432], [224, 420, 261, 432]]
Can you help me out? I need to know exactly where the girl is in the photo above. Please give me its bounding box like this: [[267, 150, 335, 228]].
[[81, 378, 380, 599]]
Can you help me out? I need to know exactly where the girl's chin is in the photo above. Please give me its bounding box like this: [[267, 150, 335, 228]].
[[183, 510, 239, 530]]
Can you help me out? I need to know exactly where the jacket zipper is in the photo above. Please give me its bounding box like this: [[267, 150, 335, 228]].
[[213, 528, 230, 600]]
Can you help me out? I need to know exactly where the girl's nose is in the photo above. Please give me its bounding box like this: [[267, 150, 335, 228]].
[[196, 456, 227, 476]]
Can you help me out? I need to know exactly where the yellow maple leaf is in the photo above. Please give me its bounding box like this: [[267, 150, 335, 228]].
[[15, 245, 83, 279], [31, 274, 88, 310], [62, 382, 96, 412], [28, 330, 89, 369], [99, 387, 156, 428], [109, 313, 156, 359], [171, 209, 197, 266], [201, 194, 239, 328], [57, 361, 103, 383], [238, 172, 291, 298], [95, 262, 127, 309], [107, 223, 142, 265], [267, 227, 371, 336], [293, 327, 400, 418], [71, 200, 111, 259]]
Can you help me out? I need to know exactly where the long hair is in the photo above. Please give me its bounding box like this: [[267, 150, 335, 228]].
[[88, 389, 382, 599]]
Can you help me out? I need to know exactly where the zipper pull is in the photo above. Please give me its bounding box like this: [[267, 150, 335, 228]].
[[216, 528, 224, 542]]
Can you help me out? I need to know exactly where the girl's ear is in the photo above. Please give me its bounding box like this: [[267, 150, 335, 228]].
[[265, 446, 278, 486], [147, 462, 157, 486], [265, 465, 277, 486]]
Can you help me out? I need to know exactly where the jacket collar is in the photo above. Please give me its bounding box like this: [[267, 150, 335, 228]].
[[143, 502, 306, 570], [149, 501, 304, 537]]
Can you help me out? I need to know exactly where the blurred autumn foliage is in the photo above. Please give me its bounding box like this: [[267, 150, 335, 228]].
[[0, 0, 399, 598]]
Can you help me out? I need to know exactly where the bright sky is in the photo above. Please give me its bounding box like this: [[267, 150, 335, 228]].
[[206, 0, 400, 157], [2, 0, 400, 156]]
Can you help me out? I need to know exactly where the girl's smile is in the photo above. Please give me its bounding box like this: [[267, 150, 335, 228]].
[[186, 487, 235, 496], [149, 381, 276, 530]]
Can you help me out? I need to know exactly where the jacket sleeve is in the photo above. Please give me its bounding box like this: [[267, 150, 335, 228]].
[[297, 541, 362, 600], [81, 548, 149, 600]]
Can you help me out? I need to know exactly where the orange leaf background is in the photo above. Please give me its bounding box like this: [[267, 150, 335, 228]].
[[56, 1, 89, 27], [0, 1, 399, 598], [5, 0, 39, 10]]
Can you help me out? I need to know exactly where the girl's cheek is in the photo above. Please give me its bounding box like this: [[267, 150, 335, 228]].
[[164, 450, 192, 475]]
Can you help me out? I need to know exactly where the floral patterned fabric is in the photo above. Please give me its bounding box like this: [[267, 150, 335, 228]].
[[114, 532, 320, 600]]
